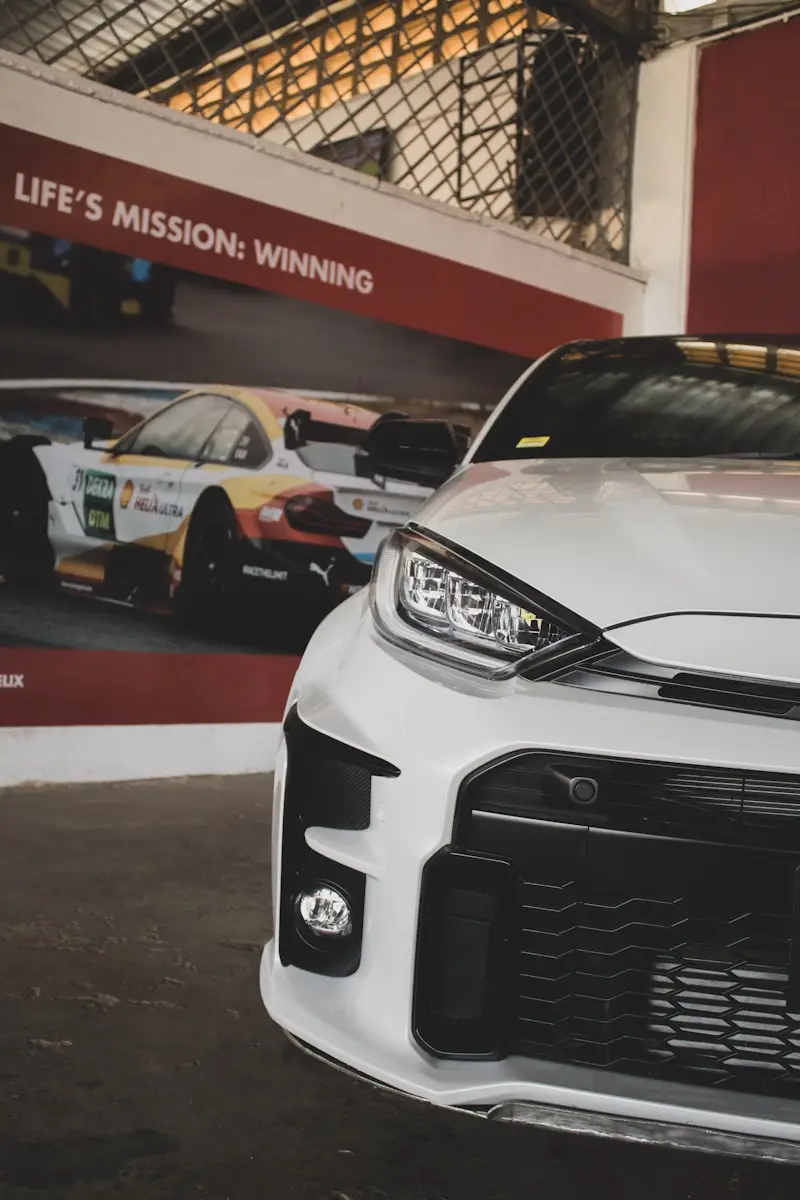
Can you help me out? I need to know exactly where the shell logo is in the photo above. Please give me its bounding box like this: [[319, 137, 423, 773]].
[[352, 498, 364, 511], [120, 480, 135, 509]]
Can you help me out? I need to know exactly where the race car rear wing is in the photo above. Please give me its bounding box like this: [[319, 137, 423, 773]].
[[283, 406, 470, 487], [282, 409, 366, 451]]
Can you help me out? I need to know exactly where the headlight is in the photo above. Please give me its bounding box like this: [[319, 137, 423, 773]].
[[370, 529, 594, 678]]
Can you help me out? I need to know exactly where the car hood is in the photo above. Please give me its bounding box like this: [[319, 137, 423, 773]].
[[418, 458, 800, 629]]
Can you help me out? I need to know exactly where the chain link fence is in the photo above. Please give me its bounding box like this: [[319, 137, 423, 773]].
[[1, 0, 645, 262]]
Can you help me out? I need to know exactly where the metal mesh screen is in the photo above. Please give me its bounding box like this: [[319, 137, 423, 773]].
[[0, 0, 643, 262]]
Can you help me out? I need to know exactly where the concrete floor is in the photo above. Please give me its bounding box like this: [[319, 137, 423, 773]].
[[0, 776, 798, 1199]]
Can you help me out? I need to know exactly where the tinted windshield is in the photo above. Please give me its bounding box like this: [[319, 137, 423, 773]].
[[295, 441, 362, 476], [472, 340, 800, 462]]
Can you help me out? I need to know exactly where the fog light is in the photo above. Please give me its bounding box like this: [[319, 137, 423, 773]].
[[297, 884, 353, 937]]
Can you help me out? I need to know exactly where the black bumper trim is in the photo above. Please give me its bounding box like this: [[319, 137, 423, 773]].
[[283, 1033, 800, 1163]]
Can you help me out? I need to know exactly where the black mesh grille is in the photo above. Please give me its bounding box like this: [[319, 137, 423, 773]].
[[412, 750, 800, 1097], [284, 712, 389, 831], [513, 874, 800, 1095], [304, 753, 372, 832]]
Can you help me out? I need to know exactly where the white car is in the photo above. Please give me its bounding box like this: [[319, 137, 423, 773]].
[[262, 334, 800, 1161]]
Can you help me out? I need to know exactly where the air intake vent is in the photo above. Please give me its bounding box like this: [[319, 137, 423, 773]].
[[283, 708, 398, 831], [413, 850, 516, 1058], [659, 671, 800, 716], [462, 751, 800, 848], [557, 648, 800, 723], [277, 707, 399, 976]]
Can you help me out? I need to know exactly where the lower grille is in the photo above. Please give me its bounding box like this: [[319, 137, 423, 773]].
[[413, 751, 800, 1098], [515, 875, 800, 1094]]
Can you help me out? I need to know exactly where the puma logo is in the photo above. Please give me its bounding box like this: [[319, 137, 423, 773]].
[[309, 559, 334, 587]]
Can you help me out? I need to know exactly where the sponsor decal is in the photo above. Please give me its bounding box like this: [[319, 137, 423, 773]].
[[350, 495, 410, 518], [120, 479, 135, 509], [242, 565, 289, 581], [0, 673, 24, 689], [309, 559, 335, 587], [84, 472, 115, 501], [133, 491, 185, 519], [365, 498, 405, 516], [516, 435, 551, 449], [82, 469, 116, 538]]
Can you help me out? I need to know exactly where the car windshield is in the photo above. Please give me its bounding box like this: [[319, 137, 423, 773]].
[[295, 440, 363, 476], [472, 339, 800, 462]]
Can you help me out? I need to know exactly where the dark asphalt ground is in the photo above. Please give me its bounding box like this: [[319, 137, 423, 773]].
[[0, 586, 248, 654], [0, 775, 798, 1200], [0, 585, 318, 656], [0, 276, 527, 406]]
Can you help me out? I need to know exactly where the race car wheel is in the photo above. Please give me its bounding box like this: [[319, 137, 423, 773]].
[[0, 438, 54, 588], [176, 494, 238, 630]]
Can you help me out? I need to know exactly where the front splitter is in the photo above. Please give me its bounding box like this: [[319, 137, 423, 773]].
[[285, 1033, 800, 1164]]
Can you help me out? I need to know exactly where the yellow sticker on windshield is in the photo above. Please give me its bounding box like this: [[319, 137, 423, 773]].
[[516, 436, 551, 449]]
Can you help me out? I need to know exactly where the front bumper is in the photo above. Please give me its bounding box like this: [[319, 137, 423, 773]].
[[283, 1032, 800, 1163], [261, 595, 800, 1156]]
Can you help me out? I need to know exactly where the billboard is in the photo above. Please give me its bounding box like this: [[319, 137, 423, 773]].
[[0, 109, 624, 731], [0, 123, 563, 727]]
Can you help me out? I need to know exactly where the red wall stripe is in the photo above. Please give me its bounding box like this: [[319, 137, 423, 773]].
[[0, 122, 621, 359], [688, 18, 800, 334], [0, 649, 299, 726]]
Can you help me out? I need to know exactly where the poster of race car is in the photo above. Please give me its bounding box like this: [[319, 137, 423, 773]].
[[0, 236, 526, 659]]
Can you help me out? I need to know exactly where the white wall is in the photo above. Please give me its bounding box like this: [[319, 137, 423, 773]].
[[0, 724, 280, 788], [628, 41, 699, 335]]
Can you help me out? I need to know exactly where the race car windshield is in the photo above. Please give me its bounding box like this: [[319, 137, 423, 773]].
[[472, 339, 800, 462], [295, 441, 363, 476]]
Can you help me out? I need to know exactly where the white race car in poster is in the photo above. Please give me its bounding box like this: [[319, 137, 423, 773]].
[[0, 382, 436, 628]]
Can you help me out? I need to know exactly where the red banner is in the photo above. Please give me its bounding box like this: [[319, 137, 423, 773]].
[[0, 649, 299, 726], [0, 122, 620, 359]]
